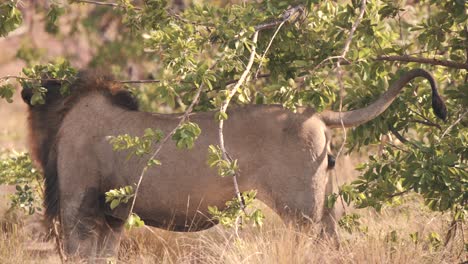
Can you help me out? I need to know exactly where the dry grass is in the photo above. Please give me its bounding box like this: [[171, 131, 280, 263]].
[[0, 207, 465, 264], [111, 199, 464, 264]]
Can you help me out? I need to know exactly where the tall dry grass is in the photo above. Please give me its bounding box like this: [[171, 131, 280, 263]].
[[113, 198, 465, 264], [1, 196, 465, 263]]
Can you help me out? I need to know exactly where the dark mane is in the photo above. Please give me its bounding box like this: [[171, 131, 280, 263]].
[[23, 70, 138, 222]]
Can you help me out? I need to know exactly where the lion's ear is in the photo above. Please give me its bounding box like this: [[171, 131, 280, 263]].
[[21, 88, 33, 106], [112, 90, 139, 111]]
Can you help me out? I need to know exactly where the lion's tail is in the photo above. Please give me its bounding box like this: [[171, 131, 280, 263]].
[[44, 143, 60, 222]]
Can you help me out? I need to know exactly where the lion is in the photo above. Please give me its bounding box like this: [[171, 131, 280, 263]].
[[21, 69, 446, 261]]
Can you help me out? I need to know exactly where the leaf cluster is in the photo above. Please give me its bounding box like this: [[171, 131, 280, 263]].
[[0, 151, 42, 215], [105, 185, 135, 210], [208, 190, 264, 228], [0, 0, 22, 37], [107, 128, 164, 159], [172, 122, 201, 149], [18, 60, 77, 105], [207, 145, 239, 177]]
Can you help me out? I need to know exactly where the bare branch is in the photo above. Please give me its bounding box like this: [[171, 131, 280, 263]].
[[73, 0, 140, 9], [0, 75, 48, 82], [335, 0, 367, 160], [254, 21, 286, 79], [340, 0, 367, 60], [225, 73, 270, 86], [334, 0, 367, 215], [376, 55, 468, 70], [387, 189, 410, 198], [408, 119, 442, 130], [439, 110, 468, 141], [389, 126, 409, 144], [0, 75, 72, 84], [119, 79, 161, 84]]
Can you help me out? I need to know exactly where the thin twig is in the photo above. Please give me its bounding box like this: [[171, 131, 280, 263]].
[[335, 0, 367, 160], [225, 73, 270, 86], [408, 119, 442, 130], [387, 189, 410, 198], [439, 110, 467, 141], [73, 0, 140, 9], [376, 55, 468, 70], [334, 0, 367, 213], [1, 74, 273, 89], [254, 21, 286, 79], [388, 126, 409, 144], [218, 31, 259, 213], [119, 79, 161, 84], [310, 56, 348, 74], [0, 75, 72, 84], [0, 75, 49, 82], [127, 81, 207, 221]]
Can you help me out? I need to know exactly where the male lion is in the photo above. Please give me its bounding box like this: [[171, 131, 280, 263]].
[[21, 69, 446, 261]]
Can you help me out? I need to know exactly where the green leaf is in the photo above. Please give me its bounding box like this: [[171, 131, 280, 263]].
[[125, 213, 145, 229], [172, 122, 202, 149], [0, 2, 23, 37], [110, 199, 120, 210], [0, 84, 15, 103]]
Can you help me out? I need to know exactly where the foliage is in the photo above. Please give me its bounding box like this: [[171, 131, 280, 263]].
[[105, 185, 135, 210], [0, 0, 22, 37], [0, 84, 15, 103], [338, 213, 368, 234], [125, 213, 145, 229], [207, 145, 239, 177], [172, 122, 201, 149], [108, 128, 164, 159], [0, 151, 42, 215], [208, 190, 264, 228], [19, 60, 77, 105]]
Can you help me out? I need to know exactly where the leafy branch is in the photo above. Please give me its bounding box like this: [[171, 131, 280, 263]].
[[117, 79, 208, 228], [328, 0, 368, 214], [216, 31, 259, 214]]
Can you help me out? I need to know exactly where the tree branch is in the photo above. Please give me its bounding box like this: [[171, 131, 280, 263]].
[[408, 119, 442, 130], [218, 31, 259, 212], [439, 110, 468, 141], [334, 0, 367, 215], [119, 79, 161, 84], [254, 21, 286, 79], [73, 0, 139, 9], [225, 73, 270, 86], [387, 189, 410, 198], [335, 0, 367, 160], [127, 80, 207, 222], [389, 126, 408, 144], [376, 55, 468, 70]]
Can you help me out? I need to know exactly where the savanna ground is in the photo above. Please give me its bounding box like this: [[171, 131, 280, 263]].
[[0, 8, 466, 264]]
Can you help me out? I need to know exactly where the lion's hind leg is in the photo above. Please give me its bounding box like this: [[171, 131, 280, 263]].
[[97, 214, 125, 260], [60, 187, 113, 262]]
